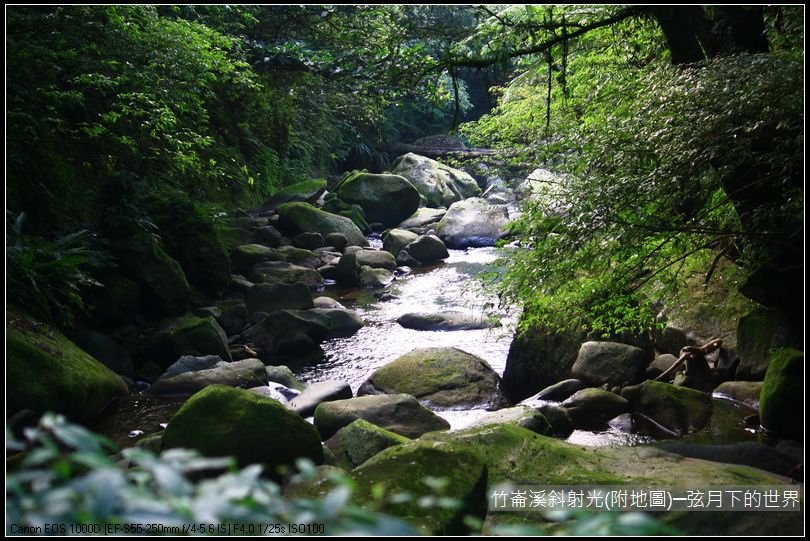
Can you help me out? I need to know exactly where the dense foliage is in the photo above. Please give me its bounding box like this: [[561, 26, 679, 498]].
[[7, 413, 677, 536], [460, 5, 803, 336]]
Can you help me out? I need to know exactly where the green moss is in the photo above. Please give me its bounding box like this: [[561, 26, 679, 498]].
[[361, 347, 506, 409], [326, 419, 409, 470], [336, 172, 421, 227], [276, 178, 327, 199], [230, 244, 285, 272], [352, 445, 488, 535], [162, 385, 323, 472], [277, 245, 317, 263], [276, 202, 367, 246], [622, 380, 713, 435], [759, 347, 803, 440], [7, 319, 128, 422], [145, 316, 231, 368], [121, 230, 190, 316]]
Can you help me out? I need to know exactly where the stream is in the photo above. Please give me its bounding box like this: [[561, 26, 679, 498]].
[[99, 243, 760, 451]]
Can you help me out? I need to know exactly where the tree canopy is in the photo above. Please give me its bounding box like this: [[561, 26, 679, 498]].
[[5, 4, 804, 334]]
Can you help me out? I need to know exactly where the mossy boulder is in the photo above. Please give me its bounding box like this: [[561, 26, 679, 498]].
[[350, 443, 488, 535], [408, 425, 800, 535], [561, 388, 631, 429], [336, 171, 421, 227], [712, 381, 763, 407], [230, 244, 285, 273], [464, 406, 553, 435], [390, 153, 481, 208], [402, 234, 449, 264], [436, 198, 509, 248], [357, 347, 508, 410], [571, 341, 650, 387], [759, 348, 803, 440], [358, 266, 394, 289], [277, 245, 321, 268], [247, 261, 323, 288], [250, 225, 283, 248], [621, 380, 713, 437], [172, 224, 232, 296], [398, 207, 447, 230], [357, 249, 398, 270], [502, 319, 587, 402], [736, 307, 795, 381], [162, 385, 323, 472], [313, 394, 450, 439], [246, 282, 313, 317], [325, 419, 410, 470], [117, 230, 190, 316], [310, 308, 364, 338], [144, 315, 232, 368], [240, 309, 331, 358], [276, 202, 367, 247], [146, 358, 268, 396], [7, 316, 128, 422], [259, 178, 327, 211], [321, 197, 371, 233], [265, 365, 305, 391], [383, 228, 418, 256]]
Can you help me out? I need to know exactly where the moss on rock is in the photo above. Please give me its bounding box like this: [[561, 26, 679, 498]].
[[621, 380, 713, 436], [759, 348, 803, 440], [325, 419, 409, 469], [336, 171, 421, 227], [276, 202, 367, 247], [161, 385, 323, 472], [358, 347, 508, 410], [7, 315, 128, 422], [144, 315, 231, 368]]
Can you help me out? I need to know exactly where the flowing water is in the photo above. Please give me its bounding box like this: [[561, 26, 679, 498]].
[[99, 244, 760, 450], [295, 246, 515, 391]]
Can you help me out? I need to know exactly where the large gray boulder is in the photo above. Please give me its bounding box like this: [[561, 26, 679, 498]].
[[276, 202, 368, 247], [335, 249, 396, 286], [147, 358, 268, 396], [117, 230, 190, 316], [398, 207, 447, 230], [358, 347, 508, 410], [337, 171, 421, 227], [402, 234, 449, 264], [621, 380, 713, 437], [390, 153, 481, 208], [436, 198, 509, 248], [383, 228, 418, 256], [396, 311, 495, 331], [230, 244, 285, 273], [502, 319, 587, 402], [313, 394, 450, 439], [310, 308, 364, 337], [561, 388, 631, 429], [464, 406, 553, 435], [325, 419, 409, 470], [240, 309, 331, 358], [144, 316, 232, 368], [289, 380, 353, 417], [246, 282, 313, 316], [162, 385, 323, 472], [571, 341, 650, 387], [247, 261, 323, 288]]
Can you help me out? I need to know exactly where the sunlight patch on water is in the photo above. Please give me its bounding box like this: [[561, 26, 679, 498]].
[[295, 247, 517, 391]]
